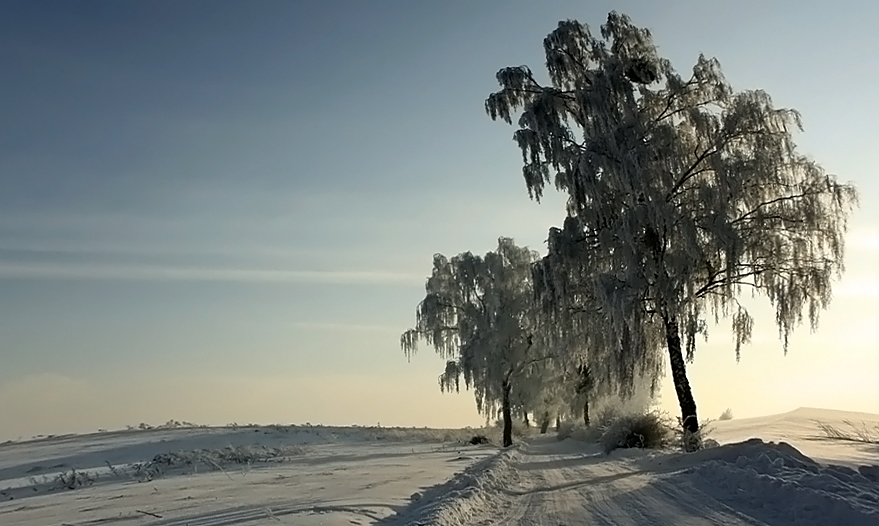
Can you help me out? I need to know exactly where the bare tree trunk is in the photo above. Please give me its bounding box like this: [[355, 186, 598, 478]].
[[539, 411, 550, 434], [576, 364, 592, 427], [663, 313, 698, 435], [555, 415, 561, 431], [502, 381, 513, 447]]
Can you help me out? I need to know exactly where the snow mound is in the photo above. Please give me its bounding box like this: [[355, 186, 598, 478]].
[[679, 439, 879, 525], [712, 406, 879, 467], [379, 446, 517, 525]]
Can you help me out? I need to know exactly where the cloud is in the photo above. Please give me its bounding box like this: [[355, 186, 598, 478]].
[[291, 322, 400, 333], [0, 262, 422, 285]]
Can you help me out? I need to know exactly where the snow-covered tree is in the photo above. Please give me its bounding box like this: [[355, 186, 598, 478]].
[[486, 12, 857, 439], [533, 218, 664, 424], [401, 238, 550, 447], [512, 349, 568, 433]]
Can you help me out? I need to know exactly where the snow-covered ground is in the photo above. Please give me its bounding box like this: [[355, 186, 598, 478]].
[[2, 408, 878, 525], [387, 407, 879, 525], [0, 425, 499, 525]]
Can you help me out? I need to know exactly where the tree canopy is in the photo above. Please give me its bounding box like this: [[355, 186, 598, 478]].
[[401, 237, 550, 446], [486, 12, 858, 437]]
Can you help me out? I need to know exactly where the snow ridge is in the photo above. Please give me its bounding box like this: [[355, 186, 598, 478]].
[[379, 447, 518, 526], [682, 439, 879, 525]]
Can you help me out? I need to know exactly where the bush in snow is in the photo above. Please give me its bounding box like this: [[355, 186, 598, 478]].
[[54, 468, 96, 490], [556, 420, 576, 441], [718, 408, 734, 421], [672, 417, 716, 452], [127, 444, 312, 481], [556, 420, 603, 443], [678, 427, 703, 453], [558, 396, 659, 444], [592, 405, 626, 428], [569, 425, 598, 443], [598, 411, 672, 454]]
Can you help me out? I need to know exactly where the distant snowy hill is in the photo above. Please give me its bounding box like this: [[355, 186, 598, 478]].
[[712, 407, 879, 467]]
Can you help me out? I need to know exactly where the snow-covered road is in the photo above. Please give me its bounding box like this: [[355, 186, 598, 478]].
[[392, 409, 879, 525], [488, 438, 759, 525]]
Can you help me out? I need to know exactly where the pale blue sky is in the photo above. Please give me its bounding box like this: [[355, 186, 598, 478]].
[[2, 1, 878, 439]]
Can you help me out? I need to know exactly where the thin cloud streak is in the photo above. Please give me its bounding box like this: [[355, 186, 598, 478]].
[[0, 241, 357, 261], [291, 322, 400, 333], [0, 262, 422, 285]]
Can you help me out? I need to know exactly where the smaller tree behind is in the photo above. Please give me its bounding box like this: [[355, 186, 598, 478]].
[[401, 238, 548, 447]]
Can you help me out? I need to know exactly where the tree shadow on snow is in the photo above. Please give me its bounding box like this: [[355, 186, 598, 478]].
[[513, 452, 610, 472]]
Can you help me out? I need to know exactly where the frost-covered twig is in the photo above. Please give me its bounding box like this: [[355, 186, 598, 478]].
[[815, 420, 879, 444]]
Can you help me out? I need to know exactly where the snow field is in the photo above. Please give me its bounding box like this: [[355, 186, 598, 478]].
[[0, 425, 499, 525], [2, 408, 878, 525]]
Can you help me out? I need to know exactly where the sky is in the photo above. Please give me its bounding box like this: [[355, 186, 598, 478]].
[[1, 1, 878, 440]]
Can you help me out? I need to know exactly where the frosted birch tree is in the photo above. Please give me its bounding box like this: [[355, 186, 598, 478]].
[[486, 12, 857, 440], [533, 217, 664, 424], [401, 238, 549, 447]]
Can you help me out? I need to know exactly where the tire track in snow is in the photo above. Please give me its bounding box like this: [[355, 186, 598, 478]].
[[444, 436, 879, 526], [147, 502, 391, 526], [475, 438, 764, 526]]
